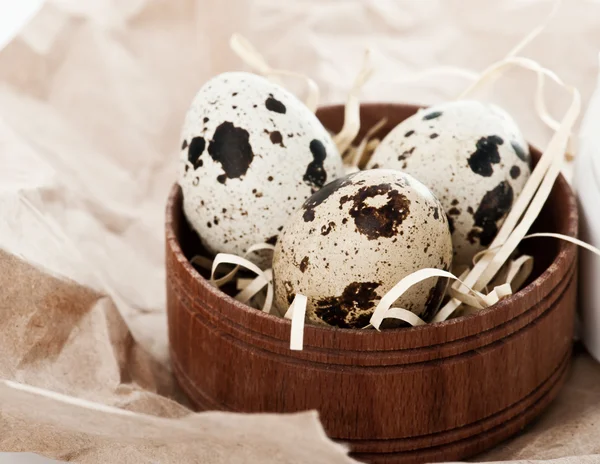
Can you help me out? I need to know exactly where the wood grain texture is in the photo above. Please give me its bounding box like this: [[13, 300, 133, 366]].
[[166, 103, 578, 464]]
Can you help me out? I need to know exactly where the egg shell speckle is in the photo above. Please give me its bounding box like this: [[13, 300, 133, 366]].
[[367, 100, 531, 268], [273, 169, 453, 329], [179, 72, 344, 259]]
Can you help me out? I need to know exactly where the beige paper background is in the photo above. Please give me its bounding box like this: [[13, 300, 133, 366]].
[[1, 0, 600, 462]]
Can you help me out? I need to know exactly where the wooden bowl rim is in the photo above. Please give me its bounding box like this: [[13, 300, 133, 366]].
[[166, 102, 578, 348]]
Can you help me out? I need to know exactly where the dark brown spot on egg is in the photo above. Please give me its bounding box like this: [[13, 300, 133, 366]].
[[181, 140, 188, 150], [315, 282, 381, 328], [299, 256, 309, 273], [269, 130, 285, 147], [301, 174, 355, 222], [208, 122, 254, 183], [430, 206, 440, 220], [448, 207, 460, 216], [423, 111, 442, 120], [268, 176, 274, 182], [510, 165, 521, 179], [430, 133, 439, 139], [188, 136, 206, 169], [339, 184, 411, 240], [203, 117, 209, 123], [451, 199, 459, 206], [266, 235, 277, 245], [397, 146, 415, 162], [405, 130, 415, 137], [321, 221, 336, 236], [467, 206, 474, 215], [303, 139, 328, 191], [469, 181, 514, 246], [265, 94, 286, 113], [511, 141, 530, 163], [370, 163, 380, 169], [467, 135, 504, 177]]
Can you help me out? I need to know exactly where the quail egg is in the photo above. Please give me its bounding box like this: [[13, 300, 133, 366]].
[[367, 100, 531, 267], [273, 169, 453, 328], [179, 72, 344, 261]]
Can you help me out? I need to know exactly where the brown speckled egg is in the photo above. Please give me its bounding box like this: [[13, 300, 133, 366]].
[[367, 100, 531, 268], [179, 72, 344, 260], [272, 169, 453, 328]]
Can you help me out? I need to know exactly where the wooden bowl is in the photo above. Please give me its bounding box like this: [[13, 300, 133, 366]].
[[166, 104, 578, 463]]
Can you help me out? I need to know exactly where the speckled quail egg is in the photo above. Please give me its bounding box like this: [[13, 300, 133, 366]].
[[367, 100, 531, 268], [179, 72, 344, 260], [272, 169, 453, 328]]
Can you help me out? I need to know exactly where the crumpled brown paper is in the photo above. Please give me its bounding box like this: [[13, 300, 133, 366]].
[[1, 0, 600, 462], [0, 249, 354, 463]]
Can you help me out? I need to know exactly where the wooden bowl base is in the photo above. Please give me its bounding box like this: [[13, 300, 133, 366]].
[[172, 349, 570, 463]]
